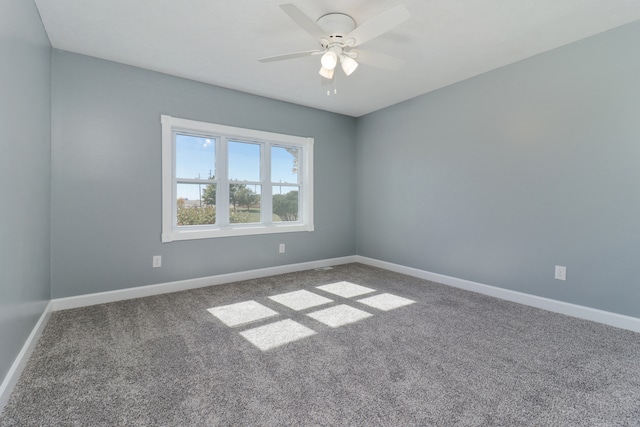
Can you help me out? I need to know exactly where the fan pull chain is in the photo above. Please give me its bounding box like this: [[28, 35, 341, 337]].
[[326, 76, 338, 97]]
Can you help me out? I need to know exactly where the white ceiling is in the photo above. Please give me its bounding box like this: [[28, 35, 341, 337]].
[[34, 0, 640, 117]]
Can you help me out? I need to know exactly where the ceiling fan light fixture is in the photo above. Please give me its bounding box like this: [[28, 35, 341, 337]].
[[263, 4, 410, 83], [340, 55, 358, 76], [320, 49, 339, 70], [319, 66, 335, 79]]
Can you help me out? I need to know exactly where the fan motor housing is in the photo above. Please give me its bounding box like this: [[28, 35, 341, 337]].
[[316, 13, 356, 47]]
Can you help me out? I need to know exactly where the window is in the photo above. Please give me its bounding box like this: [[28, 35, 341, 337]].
[[161, 115, 313, 242]]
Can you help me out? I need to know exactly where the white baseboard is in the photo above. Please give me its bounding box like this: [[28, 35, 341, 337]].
[[52, 256, 357, 311], [355, 256, 640, 333], [51, 254, 640, 332], [0, 301, 52, 412]]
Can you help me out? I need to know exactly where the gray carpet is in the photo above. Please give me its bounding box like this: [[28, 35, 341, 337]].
[[2, 263, 640, 426]]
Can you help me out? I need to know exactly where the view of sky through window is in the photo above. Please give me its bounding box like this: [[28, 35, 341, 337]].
[[228, 140, 260, 182], [176, 134, 299, 201], [176, 134, 215, 180], [271, 146, 299, 183]]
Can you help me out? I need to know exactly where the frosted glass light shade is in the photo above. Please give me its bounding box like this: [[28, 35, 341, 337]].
[[319, 66, 335, 79], [321, 50, 338, 70], [340, 55, 358, 76]]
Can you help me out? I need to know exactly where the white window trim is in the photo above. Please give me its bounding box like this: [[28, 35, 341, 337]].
[[161, 115, 314, 242]]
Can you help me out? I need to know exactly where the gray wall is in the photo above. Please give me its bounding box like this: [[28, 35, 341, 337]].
[[356, 21, 640, 318], [51, 51, 357, 298], [0, 1, 52, 382]]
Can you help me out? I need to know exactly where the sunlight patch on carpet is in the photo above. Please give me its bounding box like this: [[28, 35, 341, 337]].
[[307, 304, 373, 328], [269, 290, 333, 311], [207, 300, 278, 327], [357, 293, 416, 311], [207, 284, 416, 351], [239, 319, 317, 351], [316, 282, 376, 298]]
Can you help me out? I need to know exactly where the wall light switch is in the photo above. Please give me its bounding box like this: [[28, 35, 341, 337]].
[[279, 244, 285, 254]]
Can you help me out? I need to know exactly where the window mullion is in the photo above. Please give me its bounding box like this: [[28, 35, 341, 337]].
[[262, 142, 272, 225], [217, 136, 229, 226]]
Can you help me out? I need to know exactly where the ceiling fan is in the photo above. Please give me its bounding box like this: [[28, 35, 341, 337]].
[[259, 3, 411, 80]]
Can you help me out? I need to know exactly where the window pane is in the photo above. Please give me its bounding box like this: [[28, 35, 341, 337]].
[[229, 184, 261, 224], [176, 134, 215, 179], [271, 146, 299, 184], [228, 140, 260, 182], [176, 183, 216, 226], [273, 186, 299, 222]]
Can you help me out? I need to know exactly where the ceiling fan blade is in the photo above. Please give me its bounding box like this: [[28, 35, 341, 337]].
[[353, 50, 405, 70], [346, 5, 410, 47], [279, 3, 326, 41], [259, 50, 323, 63]]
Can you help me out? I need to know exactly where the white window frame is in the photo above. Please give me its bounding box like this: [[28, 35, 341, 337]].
[[161, 115, 314, 242]]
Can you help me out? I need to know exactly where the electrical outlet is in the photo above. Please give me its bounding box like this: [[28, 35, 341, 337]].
[[279, 243, 285, 254], [153, 255, 162, 268], [555, 265, 566, 281]]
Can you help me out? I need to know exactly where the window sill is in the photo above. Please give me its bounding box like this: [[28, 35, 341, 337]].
[[162, 223, 314, 242]]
